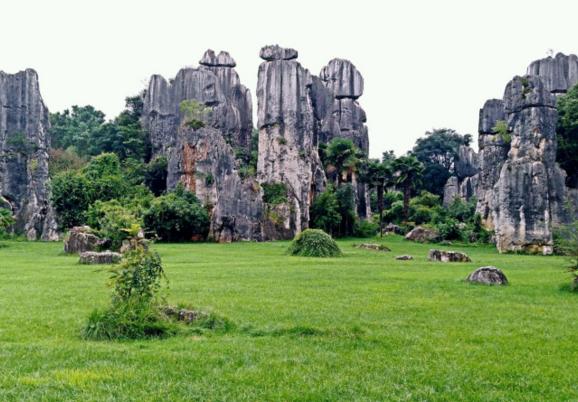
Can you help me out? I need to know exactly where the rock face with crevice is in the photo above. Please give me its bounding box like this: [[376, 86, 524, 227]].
[[256, 45, 325, 238], [143, 50, 263, 242], [0, 69, 57, 240], [492, 76, 569, 254], [442, 145, 479, 206]]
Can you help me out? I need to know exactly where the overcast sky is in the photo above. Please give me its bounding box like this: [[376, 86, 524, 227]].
[[1, 0, 577, 158]]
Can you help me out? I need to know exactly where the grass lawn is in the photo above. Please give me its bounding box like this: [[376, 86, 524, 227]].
[[0, 236, 577, 401]]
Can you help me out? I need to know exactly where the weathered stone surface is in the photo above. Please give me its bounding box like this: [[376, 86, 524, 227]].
[[256, 45, 325, 238], [405, 226, 439, 243], [455, 145, 479, 179], [466, 266, 508, 285], [428, 249, 471, 262], [0, 69, 57, 240], [527, 53, 578, 94], [169, 125, 264, 242], [319, 58, 364, 99], [356, 243, 391, 252], [79, 251, 122, 265], [479, 99, 507, 134], [395, 255, 413, 260], [315, 59, 370, 218], [259, 45, 298, 61], [143, 50, 263, 242], [384, 223, 403, 235], [64, 226, 102, 254], [143, 50, 253, 154], [493, 76, 568, 254]]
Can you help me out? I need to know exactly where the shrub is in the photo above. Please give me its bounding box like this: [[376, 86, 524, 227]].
[[287, 229, 342, 257], [310, 187, 341, 235], [144, 156, 168, 196], [51, 171, 92, 229], [83, 241, 172, 340], [0, 208, 15, 239], [353, 219, 378, 238], [554, 221, 578, 290], [87, 200, 141, 251], [143, 185, 209, 242], [179, 100, 209, 129], [262, 182, 288, 205]]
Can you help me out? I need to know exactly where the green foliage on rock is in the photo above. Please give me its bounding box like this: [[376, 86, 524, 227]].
[[0, 208, 15, 238], [143, 185, 209, 242], [287, 229, 342, 257], [87, 200, 142, 251], [179, 100, 210, 129], [556, 84, 578, 188], [262, 182, 288, 205]]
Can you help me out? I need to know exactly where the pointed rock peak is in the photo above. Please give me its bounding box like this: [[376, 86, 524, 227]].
[[259, 45, 298, 61], [199, 49, 236, 67]]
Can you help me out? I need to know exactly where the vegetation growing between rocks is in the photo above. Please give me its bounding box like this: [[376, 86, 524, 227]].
[[262, 182, 288, 205], [556, 83, 578, 188]]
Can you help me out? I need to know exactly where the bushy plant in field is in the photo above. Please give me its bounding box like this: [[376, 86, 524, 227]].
[[288, 229, 342, 257], [82, 232, 173, 340], [353, 219, 378, 238], [0, 208, 15, 239]]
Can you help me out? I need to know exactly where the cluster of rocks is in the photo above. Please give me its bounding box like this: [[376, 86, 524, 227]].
[[0, 69, 58, 240], [428, 249, 471, 263], [443, 53, 578, 254], [142, 45, 370, 241]]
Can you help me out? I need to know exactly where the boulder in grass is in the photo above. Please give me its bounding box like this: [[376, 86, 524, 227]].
[[79, 251, 122, 265], [357, 243, 391, 252], [396, 255, 413, 260], [64, 226, 102, 254], [467, 266, 508, 285], [384, 223, 403, 235], [428, 249, 471, 262], [405, 226, 439, 243]]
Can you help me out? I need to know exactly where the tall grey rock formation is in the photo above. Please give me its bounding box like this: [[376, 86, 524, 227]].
[[0, 69, 57, 240], [256, 45, 325, 238], [442, 145, 479, 207], [142, 50, 263, 242], [492, 76, 569, 254], [313, 59, 371, 217]]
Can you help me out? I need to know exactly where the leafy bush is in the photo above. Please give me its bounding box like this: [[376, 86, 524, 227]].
[[262, 182, 288, 205], [143, 185, 209, 242], [83, 240, 172, 340], [288, 229, 342, 257], [87, 200, 141, 251], [51, 171, 92, 229], [179, 100, 209, 129], [0, 208, 15, 239], [353, 219, 378, 238], [554, 221, 578, 290], [310, 187, 341, 235], [144, 156, 168, 196]]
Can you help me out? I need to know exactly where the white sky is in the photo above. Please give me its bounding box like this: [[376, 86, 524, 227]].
[[1, 0, 577, 158]]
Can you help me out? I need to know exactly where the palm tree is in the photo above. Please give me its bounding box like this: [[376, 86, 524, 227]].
[[324, 138, 363, 187], [360, 159, 393, 236], [392, 155, 424, 221]]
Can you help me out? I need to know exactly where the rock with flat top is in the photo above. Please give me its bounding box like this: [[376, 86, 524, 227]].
[[79, 251, 121, 265]]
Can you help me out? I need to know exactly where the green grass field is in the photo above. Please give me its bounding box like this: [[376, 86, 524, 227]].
[[1, 236, 577, 401]]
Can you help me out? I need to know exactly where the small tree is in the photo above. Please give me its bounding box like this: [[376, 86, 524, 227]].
[[555, 221, 578, 290], [310, 186, 341, 236], [179, 100, 210, 129], [360, 159, 393, 236], [392, 155, 424, 221]]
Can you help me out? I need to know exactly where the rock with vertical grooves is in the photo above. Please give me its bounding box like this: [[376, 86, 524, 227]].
[[0, 69, 58, 240], [256, 45, 326, 239], [467, 266, 508, 285], [492, 76, 568, 254], [526, 53, 578, 94], [142, 51, 262, 241]]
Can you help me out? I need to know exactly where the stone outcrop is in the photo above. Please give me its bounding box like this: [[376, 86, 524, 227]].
[[443, 145, 479, 206], [256, 45, 325, 238], [466, 266, 508, 285], [405, 226, 439, 243], [143, 50, 263, 242], [492, 76, 569, 254], [0, 69, 57, 240], [356, 243, 390, 252], [475, 99, 509, 225], [526, 53, 578, 95], [315, 59, 371, 218], [79, 251, 122, 265], [428, 249, 471, 263], [64, 226, 102, 254]]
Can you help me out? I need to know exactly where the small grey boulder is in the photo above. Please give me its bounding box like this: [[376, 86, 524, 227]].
[[467, 266, 508, 285], [428, 249, 471, 263], [396, 255, 413, 260], [405, 226, 439, 243], [356, 243, 391, 252], [79, 251, 122, 265]]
